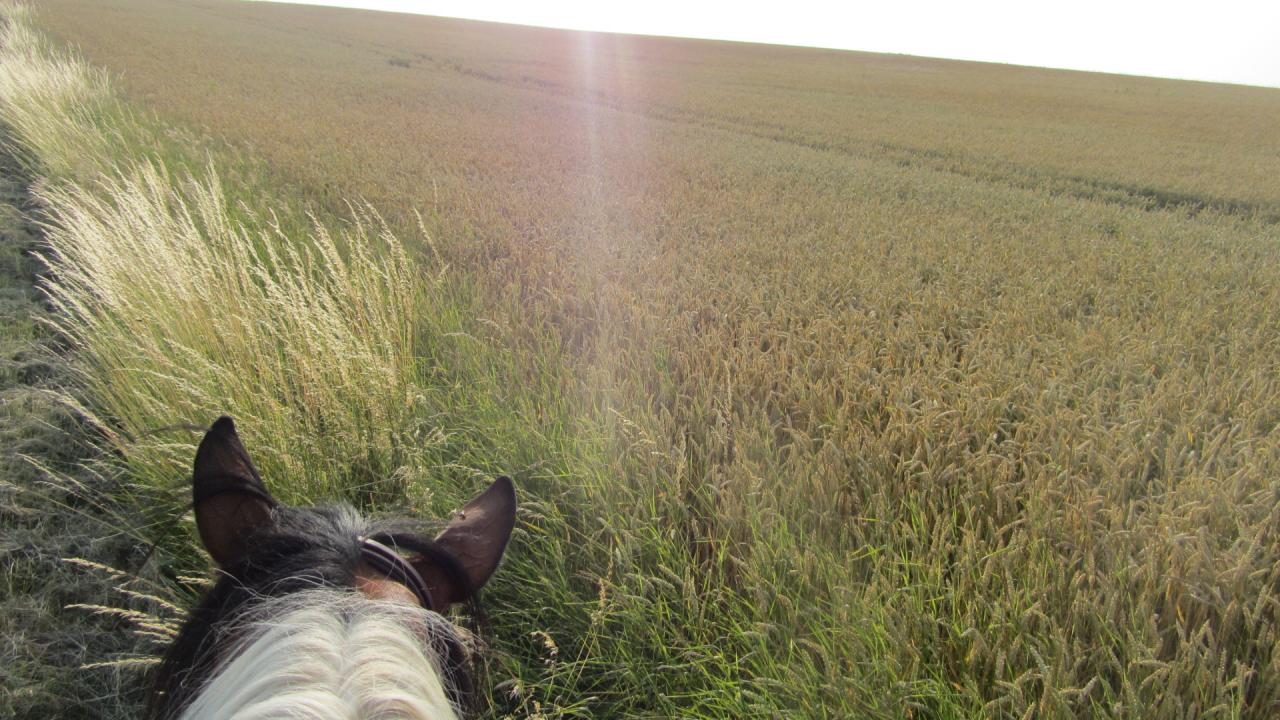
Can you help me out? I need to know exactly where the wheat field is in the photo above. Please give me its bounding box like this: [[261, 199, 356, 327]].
[[3, 0, 1279, 717]]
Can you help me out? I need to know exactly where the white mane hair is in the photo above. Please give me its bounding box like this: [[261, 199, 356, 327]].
[[177, 589, 470, 720]]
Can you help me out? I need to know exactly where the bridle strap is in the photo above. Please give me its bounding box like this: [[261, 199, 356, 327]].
[[359, 536, 437, 611]]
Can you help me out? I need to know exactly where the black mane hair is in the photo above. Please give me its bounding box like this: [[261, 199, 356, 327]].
[[148, 504, 476, 720]]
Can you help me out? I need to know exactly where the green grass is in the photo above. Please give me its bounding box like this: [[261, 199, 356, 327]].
[[0, 88, 162, 720], [4, 0, 1280, 717]]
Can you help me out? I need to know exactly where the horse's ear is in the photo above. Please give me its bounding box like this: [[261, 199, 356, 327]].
[[192, 416, 277, 567], [413, 476, 516, 607]]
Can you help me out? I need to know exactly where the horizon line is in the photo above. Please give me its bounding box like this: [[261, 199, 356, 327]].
[[255, 0, 1280, 91]]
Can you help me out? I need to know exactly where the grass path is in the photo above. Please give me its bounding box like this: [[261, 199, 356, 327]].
[[0, 136, 154, 719]]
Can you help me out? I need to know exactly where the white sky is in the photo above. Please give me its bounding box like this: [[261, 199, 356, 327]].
[[265, 0, 1280, 88]]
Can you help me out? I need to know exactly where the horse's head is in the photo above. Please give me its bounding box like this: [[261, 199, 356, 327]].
[[150, 416, 516, 720]]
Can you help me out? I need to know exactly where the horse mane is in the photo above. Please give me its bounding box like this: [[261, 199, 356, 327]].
[[149, 504, 476, 720], [176, 589, 468, 720]]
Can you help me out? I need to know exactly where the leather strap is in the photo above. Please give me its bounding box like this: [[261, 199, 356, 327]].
[[359, 536, 437, 611]]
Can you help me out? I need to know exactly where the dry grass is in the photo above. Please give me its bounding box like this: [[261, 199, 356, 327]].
[[0, 47, 161, 715], [8, 0, 1280, 717], [36, 163, 430, 505]]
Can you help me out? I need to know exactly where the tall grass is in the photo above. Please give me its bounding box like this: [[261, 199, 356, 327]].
[[38, 167, 430, 503], [0, 9, 150, 183], [0, 5, 436, 511]]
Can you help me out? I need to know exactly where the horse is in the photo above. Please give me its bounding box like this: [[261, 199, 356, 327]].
[[148, 416, 516, 720]]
